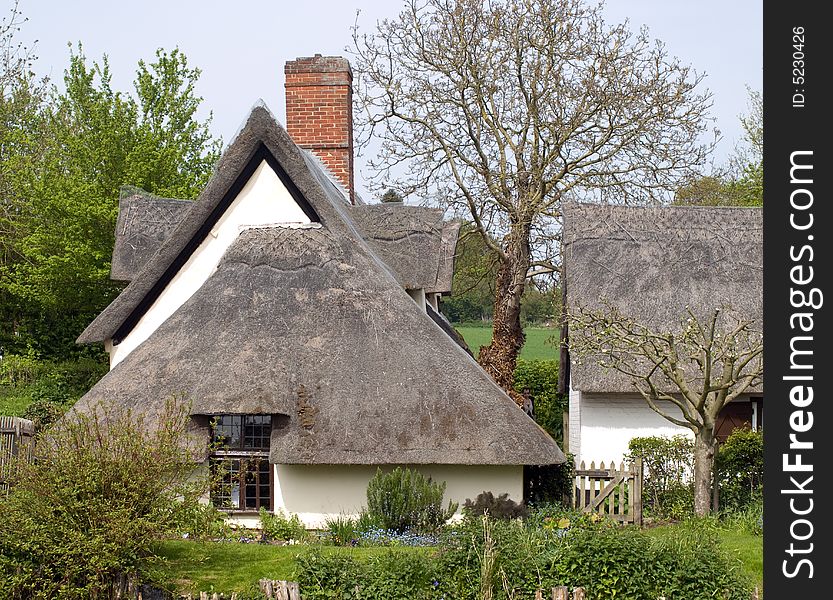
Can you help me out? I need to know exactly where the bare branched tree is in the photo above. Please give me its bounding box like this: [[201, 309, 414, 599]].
[[568, 304, 763, 515], [351, 0, 716, 399]]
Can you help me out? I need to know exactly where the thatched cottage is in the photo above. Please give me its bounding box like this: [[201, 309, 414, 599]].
[[560, 203, 763, 464], [74, 56, 564, 527]]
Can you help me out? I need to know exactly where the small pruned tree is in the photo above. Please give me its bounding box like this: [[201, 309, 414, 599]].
[[352, 0, 715, 402], [569, 305, 763, 515]]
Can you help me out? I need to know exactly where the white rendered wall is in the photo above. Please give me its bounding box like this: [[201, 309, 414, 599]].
[[576, 393, 692, 464], [274, 464, 523, 529], [426, 293, 440, 312], [109, 160, 314, 367], [568, 385, 582, 458], [406, 288, 427, 312]]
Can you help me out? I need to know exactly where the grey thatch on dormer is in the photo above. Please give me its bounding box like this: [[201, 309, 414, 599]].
[[73, 104, 564, 467], [348, 203, 461, 293], [110, 193, 192, 282], [563, 202, 763, 394]]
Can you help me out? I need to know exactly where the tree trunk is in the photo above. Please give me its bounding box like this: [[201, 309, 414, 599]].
[[478, 228, 530, 405], [693, 427, 716, 516]]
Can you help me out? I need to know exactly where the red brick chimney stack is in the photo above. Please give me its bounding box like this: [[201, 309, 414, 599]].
[[284, 55, 355, 204]]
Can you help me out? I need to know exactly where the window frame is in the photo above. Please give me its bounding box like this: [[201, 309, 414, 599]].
[[209, 415, 274, 513]]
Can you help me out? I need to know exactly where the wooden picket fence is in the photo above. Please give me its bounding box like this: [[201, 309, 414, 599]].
[[573, 458, 643, 526], [179, 580, 299, 600], [0, 416, 34, 492]]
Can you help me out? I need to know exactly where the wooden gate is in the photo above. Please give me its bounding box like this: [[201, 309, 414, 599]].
[[573, 458, 642, 526], [0, 416, 34, 492]]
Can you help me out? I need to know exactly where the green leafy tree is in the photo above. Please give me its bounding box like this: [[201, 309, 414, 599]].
[[0, 2, 51, 351], [442, 224, 499, 323], [1, 45, 220, 358]]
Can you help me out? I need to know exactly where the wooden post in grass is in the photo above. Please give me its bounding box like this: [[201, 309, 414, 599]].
[[552, 586, 569, 600], [572, 587, 586, 600]]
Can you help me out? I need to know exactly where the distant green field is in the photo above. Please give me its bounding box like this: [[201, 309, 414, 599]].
[[455, 325, 559, 361]]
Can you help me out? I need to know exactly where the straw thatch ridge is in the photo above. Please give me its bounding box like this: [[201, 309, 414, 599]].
[[73, 104, 565, 466], [563, 202, 763, 393], [110, 193, 192, 282]]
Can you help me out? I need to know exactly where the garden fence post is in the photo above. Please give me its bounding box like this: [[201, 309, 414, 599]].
[[634, 457, 643, 527], [552, 586, 569, 600], [572, 587, 586, 600]]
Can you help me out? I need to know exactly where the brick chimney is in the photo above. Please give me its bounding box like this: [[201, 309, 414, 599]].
[[284, 55, 355, 203]]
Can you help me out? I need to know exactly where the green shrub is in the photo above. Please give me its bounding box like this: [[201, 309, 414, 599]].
[[171, 502, 235, 541], [297, 514, 752, 600], [22, 399, 67, 431], [258, 507, 308, 542], [365, 467, 458, 533], [325, 515, 358, 546], [362, 550, 441, 599], [627, 435, 694, 519], [297, 549, 444, 600], [550, 526, 654, 596], [295, 549, 365, 600], [463, 491, 528, 520], [716, 427, 763, 512], [0, 354, 48, 386], [0, 398, 212, 599]]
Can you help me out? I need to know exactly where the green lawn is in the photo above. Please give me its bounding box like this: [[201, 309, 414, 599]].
[[717, 528, 764, 594], [152, 541, 424, 594], [644, 525, 763, 595], [455, 325, 559, 361]]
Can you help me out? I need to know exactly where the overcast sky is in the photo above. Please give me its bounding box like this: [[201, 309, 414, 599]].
[[15, 0, 762, 199]]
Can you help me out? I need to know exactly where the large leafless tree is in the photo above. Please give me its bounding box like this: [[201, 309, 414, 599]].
[[569, 305, 763, 515], [351, 0, 715, 400]]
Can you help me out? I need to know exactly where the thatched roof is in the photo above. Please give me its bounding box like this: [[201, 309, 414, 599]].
[[110, 192, 192, 282], [73, 104, 564, 467], [107, 190, 458, 294], [563, 202, 763, 393], [348, 203, 460, 293]]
